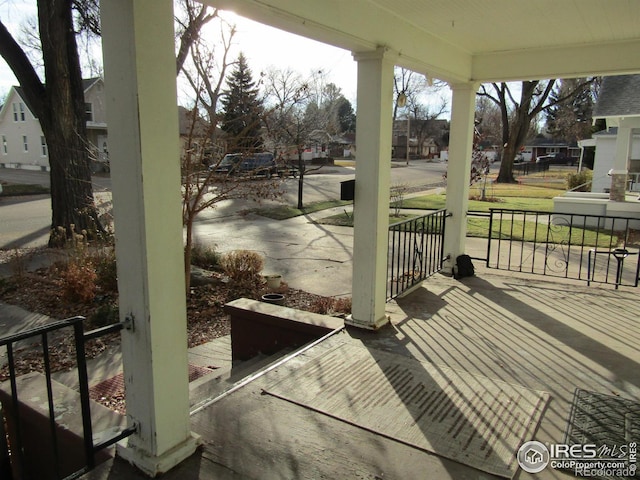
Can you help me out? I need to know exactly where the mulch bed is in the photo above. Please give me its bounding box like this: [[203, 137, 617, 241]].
[[0, 261, 342, 414]]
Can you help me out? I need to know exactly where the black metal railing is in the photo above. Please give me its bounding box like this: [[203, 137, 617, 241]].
[[513, 160, 549, 176], [484, 208, 640, 288], [0, 317, 136, 480], [387, 209, 448, 300]]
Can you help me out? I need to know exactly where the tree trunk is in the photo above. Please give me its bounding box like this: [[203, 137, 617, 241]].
[[0, 0, 103, 247], [497, 143, 518, 183], [38, 0, 102, 246], [495, 81, 540, 184]]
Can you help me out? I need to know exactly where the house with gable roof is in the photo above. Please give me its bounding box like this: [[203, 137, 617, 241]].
[[0, 77, 108, 172], [555, 74, 640, 220], [583, 75, 640, 194]]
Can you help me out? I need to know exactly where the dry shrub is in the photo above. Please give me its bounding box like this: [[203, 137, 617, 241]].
[[309, 296, 352, 316], [8, 249, 28, 278], [191, 244, 221, 270], [220, 250, 264, 286], [91, 248, 118, 293], [308, 296, 334, 314], [60, 260, 97, 303], [334, 297, 352, 314]]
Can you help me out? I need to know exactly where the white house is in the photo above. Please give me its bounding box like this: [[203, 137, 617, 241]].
[[0, 77, 108, 172], [555, 75, 640, 219], [587, 75, 640, 194], [581, 128, 640, 193]]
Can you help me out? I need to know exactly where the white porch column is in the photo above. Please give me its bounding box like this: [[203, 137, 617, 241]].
[[101, 0, 199, 475], [443, 83, 478, 274], [609, 124, 633, 202], [346, 47, 395, 330]]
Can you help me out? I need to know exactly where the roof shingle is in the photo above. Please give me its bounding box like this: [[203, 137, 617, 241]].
[[593, 75, 640, 118]]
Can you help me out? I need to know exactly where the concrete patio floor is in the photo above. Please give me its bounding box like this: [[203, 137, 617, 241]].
[[84, 266, 640, 480]]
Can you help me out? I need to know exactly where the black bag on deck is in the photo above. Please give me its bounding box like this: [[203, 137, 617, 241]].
[[454, 254, 475, 280]]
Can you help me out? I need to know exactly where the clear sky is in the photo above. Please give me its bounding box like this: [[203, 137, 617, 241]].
[[0, 2, 358, 104]]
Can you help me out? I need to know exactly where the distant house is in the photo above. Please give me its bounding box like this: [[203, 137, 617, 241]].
[[586, 75, 640, 193], [526, 136, 580, 164], [177, 106, 224, 166], [0, 77, 108, 172], [392, 118, 448, 160]]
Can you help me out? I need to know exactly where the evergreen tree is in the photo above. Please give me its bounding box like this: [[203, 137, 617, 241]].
[[545, 78, 596, 142], [336, 97, 356, 133], [220, 53, 264, 152]]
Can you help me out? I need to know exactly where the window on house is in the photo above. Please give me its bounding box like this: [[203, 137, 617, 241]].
[[85, 103, 93, 122], [12, 103, 26, 122], [23, 135, 28, 152], [2, 136, 7, 155], [41, 136, 48, 157]]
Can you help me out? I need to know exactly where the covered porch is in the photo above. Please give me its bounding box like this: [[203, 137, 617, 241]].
[[84, 267, 640, 479], [98, 0, 640, 475]]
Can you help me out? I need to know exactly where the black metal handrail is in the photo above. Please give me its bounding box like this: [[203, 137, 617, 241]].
[[387, 209, 448, 300], [0, 317, 136, 480], [483, 208, 640, 288]]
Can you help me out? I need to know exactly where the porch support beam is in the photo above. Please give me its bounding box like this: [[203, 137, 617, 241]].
[[443, 83, 478, 274], [101, 0, 199, 475], [609, 123, 633, 202], [346, 47, 395, 330]]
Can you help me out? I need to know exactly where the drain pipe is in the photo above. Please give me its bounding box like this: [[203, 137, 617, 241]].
[[190, 327, 346, 416]]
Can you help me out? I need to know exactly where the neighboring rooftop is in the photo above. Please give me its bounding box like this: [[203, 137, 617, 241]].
[[593, 74, 640, 119]]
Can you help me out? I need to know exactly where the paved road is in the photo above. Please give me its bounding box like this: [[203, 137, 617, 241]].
[[0, 161, 449, 248], [0, 168, 112, 191]]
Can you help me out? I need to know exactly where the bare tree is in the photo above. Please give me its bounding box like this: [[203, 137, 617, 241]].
[[175, 0, 218, 75], [177, 12, 284, 289], [478, 79, 596, 183], [262, 67, 315, 209], [181, 103, 283, 291]]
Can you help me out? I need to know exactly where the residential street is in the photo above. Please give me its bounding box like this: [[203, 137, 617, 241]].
[[0, 160, 449, 249]]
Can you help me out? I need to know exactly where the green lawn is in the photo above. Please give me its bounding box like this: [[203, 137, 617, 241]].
[[467, 217, 619, 247], [254, 175, 618, 248], [397, 181, 565, 213], [253, 199, 352, 220], [319, 212, 416, 227], [397, 194, 556, 213], [0, 184, 50, 196]]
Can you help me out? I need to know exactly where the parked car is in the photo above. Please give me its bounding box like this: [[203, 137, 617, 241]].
[[275, 157, 299, 178], [238, 153, 277, 178], [210, 153, 243, 175], [535, 153, 577, 166], [211, 152, 298, 179]]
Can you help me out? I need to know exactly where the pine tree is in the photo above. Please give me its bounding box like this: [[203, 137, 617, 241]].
[[221, 53, 264, 153], [545, 78, 595, 142]]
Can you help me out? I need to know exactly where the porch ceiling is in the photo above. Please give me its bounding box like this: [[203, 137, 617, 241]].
[[206, 0, 640, 83]]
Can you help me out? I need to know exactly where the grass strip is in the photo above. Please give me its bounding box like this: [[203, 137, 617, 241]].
[[467, 217, 619, 247], [0, 184, 50, 196], [253, 199, 352, 220], [397, 194, 556, 212]]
